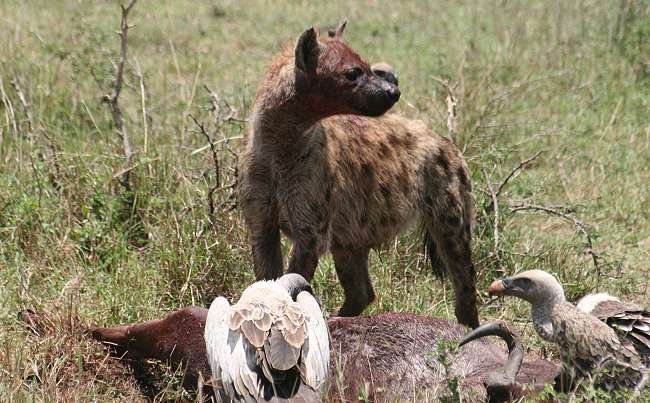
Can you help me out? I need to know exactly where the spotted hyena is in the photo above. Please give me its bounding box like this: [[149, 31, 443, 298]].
[[238, 21, 478, 328]]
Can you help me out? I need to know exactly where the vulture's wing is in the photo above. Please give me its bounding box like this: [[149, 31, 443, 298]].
[[229, 335, 266, 402], [297, 290, 330, 391], [207, 297, 268, 401], [592, 300, 650, 349], [259, 301, 304, 374], [555, 304, 620, 361], [577, 294, 650, 361], [205, 296, 235, 401], [230, 301, 274, 348]]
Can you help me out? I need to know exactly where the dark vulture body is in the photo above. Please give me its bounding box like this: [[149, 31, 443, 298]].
[[576, 292, 650, 366]]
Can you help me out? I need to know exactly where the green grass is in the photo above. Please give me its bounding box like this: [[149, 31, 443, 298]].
[[1, 0, 649, 401]]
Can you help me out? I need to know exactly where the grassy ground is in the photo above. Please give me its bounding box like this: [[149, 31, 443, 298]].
[[1, 0, 649, 401]]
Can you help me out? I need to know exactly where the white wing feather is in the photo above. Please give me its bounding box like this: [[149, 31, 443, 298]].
[[205, 296, 233, 402], [297, 291, 330, 391], [230, 335, 264, 402]]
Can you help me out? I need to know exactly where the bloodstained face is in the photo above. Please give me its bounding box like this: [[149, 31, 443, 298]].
[[294, 23, 400, 118]]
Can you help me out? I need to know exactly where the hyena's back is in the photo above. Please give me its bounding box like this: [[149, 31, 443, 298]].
[[282, 113, 473, 252]]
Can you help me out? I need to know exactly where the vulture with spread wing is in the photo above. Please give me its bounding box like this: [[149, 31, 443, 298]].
[[204, 273, 329, 402]]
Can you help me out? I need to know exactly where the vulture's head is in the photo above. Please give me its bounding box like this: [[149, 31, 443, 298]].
[[276, 273, 314, 301], [489, 269, 566, 305]]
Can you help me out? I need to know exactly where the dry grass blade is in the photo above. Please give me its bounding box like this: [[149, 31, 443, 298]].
[[9, 77, 35, 140], [483, 168, 501, 271]]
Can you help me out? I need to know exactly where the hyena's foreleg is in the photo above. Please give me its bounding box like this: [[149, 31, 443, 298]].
[[246, 200, 283, 280], [284, 178, 329, 281], [286, 231, 322, 281], [240, 166, 284, 280], [332, 248, 375, 317]]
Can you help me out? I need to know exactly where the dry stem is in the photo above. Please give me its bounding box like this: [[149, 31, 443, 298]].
[[10, 76, 35, 139], [483, 168, 500, 267], [133, 58, 148, 156], [509, 202, 601, 283], [495, 150, 544, 198], [484, 150, 544, 212], [189, 114, 220, 229], [432, 76, 458, 144], [102, 0, 137, 189]]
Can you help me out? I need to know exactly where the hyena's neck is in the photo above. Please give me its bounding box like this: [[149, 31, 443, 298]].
[[250, 64, 321, 155]]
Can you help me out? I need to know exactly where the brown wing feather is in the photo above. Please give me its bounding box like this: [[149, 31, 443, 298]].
[[264, 327, 301, 371], [231, 302, 274, 348], [592, 300, 650, 364]]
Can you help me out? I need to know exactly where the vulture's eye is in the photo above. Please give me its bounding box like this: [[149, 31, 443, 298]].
[[345, 67, 364, 82]]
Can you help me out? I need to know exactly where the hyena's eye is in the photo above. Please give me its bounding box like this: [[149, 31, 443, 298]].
[[345, 67, 364, 82]]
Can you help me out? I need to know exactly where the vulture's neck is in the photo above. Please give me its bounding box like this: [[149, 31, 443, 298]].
[[531, 291, 566, 342]]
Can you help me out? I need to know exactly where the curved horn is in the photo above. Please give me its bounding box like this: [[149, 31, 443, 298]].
[[276, 273, 313, 300], [459, 321, 524, 401]]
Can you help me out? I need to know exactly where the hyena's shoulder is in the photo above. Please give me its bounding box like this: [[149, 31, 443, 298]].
[[320, 113, 458, 163]]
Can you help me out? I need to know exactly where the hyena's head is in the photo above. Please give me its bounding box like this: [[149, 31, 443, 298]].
[[294, 20, 400, 117]]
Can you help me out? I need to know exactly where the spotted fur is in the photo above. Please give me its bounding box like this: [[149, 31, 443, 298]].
[[238, 24, 478, 327]]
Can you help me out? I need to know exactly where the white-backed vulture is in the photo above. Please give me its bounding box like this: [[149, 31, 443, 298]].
[[489, 269, 648, 394], [204, 273, 329, 402]]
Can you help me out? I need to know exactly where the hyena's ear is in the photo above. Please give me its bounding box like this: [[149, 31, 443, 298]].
[[295, 27, 319, 73], [327, 20, 347, 38], [327, 20, 348, 38], [335, 19, 347, 37]]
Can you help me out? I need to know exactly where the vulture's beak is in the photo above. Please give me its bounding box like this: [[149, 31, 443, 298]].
[[488, 278, 510, 296]]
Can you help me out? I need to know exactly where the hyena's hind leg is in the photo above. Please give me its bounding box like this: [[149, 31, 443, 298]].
[[425, 215, 479, 327], [424, 230, 445, 276], [332, 248, 375, 316], [422, 180, 479, 328]]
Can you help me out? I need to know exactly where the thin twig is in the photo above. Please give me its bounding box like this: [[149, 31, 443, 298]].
[[189, 114, 220, 229], [483, 168, 501, 267], [495, 150, 544, 198], [203, 84, 221, 124], [509, 202, 601, 282], [203, 84, 245, 123], [102, 0, 137, 189]]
